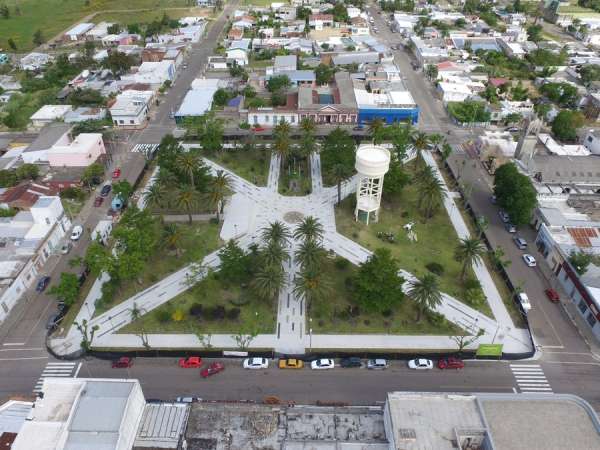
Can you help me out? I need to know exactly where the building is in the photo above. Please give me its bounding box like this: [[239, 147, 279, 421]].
[[0, 400, 32, 448], [274, 54, 297, 72], [85, 22, 114, 40], [309, 14, 334, 30], [0, 196, 71, 324], [63, 106, 107, 123], [64, 22, 94, 41], [226, 39, 252, 66], [174, 78, 225, 124], [332, 51, 380, 66], [110, 90, 154, 128], [354, 79, 419, 124], [582, 129, 600, 154], [19, 53, 51, 71], [437, 81, 473, 103], [248, 93, 299, 127], [30, 105, 73, 128], [228, 27, 244, 40], [119, 61, 175, 88], [297, 71, 358, 124], [410, 36, 448, 67]]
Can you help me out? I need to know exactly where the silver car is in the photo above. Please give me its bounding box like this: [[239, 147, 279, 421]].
[[367, 359, 388, 370]]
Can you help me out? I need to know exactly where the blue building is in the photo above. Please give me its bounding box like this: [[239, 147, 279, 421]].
[[354, 82, 419, 124]]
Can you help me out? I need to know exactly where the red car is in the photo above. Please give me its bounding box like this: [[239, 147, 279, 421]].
[[545, 288, 560, 303], [112, 168, 121, 179], [438, 357, 464, 370], [112, 357, 133, 368], [252, 126, 266, 132], [201, 362, 225, 378], [179, 356, 203, 368], [94, 196, 104, 207]]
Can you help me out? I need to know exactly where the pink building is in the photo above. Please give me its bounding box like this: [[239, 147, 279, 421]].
[[47, 133, 106, 167]]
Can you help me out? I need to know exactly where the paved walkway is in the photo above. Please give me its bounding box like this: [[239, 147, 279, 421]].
[[51, 148, 532, 355], [267, 154, 280, 192]]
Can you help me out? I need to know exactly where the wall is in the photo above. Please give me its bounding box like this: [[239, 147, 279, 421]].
[[358, 107, 419, 125], [248, 111, 299, 126]]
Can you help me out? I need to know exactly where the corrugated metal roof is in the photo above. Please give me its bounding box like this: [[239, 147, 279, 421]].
[[134, 403, 188, 448], [0, 401, 32, 435]]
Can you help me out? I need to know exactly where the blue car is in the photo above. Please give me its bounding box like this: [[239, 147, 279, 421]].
[[36, 276, 51, 292]]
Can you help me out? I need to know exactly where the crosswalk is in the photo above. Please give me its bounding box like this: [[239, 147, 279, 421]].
[[33, 362, 80, 393], [510, 364, 553, 393]]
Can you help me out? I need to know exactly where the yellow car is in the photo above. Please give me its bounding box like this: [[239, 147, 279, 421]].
[[278, 358, 304, 369]]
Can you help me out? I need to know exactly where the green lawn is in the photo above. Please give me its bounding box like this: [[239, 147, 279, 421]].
[[0, 0, 190, 50], [335, 163, 494, 319], [248, 59, 273, 69], [121, 272, 276, 335], [61, 195, 88, 221], [94, 7, 206, 26], [242, 0, 285, 6], [94, 221, 221, 315], [204, 148, 270, 186], [279, 157, 311, 196], [310, 258, 461, 335]]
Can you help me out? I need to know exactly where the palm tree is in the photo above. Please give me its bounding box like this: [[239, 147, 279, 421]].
[[440, 142, 452, 162], [417, 174, 447, 218], [407, 274, 443, 322], [260, 221, 291, 247], [273, 121, 292, 166], [368, 118, 386, 144], [207, 170, 231, 221], [300, 116, 316, 135], [144, 182, 166, 210], [295, 240, 327, 272], [299, 117, 316, 158], [428, 133, 443, 152], [262, 241, 289, 268], [175, 186, 200, 224], [293, 216, 324, 243], [293, 268, 331, 309], [177, 151, 200, 188], [454, 238, 485, 281], [164, 223, 183, 257], [252, 264, 286, 302], [332, 163, 351, 205], [412, 131, 430, 165]]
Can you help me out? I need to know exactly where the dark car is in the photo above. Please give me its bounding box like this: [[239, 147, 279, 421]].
[[94, 196, 104, 207], [340, 357, 362, 368], [100, 184, 112, 197], [36, 276, 51, 292], [46, 313, 61, 330]]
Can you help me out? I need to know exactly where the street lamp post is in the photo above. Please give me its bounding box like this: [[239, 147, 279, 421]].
[[309, 317, 313, 353]]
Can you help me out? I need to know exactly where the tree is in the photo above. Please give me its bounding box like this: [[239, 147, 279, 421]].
[[580, 64, 600, 85], [452, 328, 484, 354], [112, 180, 132, 201], [267, 75, 291, 106], [207, 170, 231, 221], [49, 273, 80, 306], [412, 131, 430, 165], [440, 143, 452, 162], [103, 51, 135, 74], [7, 38, 16, 50], [74, 319, 99, 352], [503, 112, 522, 125], [68, 88, 105, 107], [569, 250, 595, 275], [388, 122, 415, 161], [551, 110, 584, 142], [315, 63, 335, 85], [15, 164, 39, 180], [425, 64, 438, 81], [163, 223, 183, 257], [261, 221, 291, 247], [175, 186, 200, 223], [144, 182, 167, 209], [273, 121, 292, 165], [252, 264, 286, 302], [218, 240, 250, 283], [232, 327, 259, 350], [84, 40, 96, 59], [383, 159, 410, 197], [107, 23, 121, 34], [129, 303, 150, 349], [213, 88, 233, 106], [539, 82, 578, 108], [415, 166, 446, 218], [352, 248, 405, 313], [177, 151, 201, 188], [511, 82, 529, 101], [321, 128, 355, 203], [81, 162, 104, 188], [262, 240, 289, 268], [33, 29, 44, 46], [368, 118, 386, 144], [293, 216, 324, 243], [527, 24, 543, 42], [494, 162, 537, 225], [448, 101, 491, 123], [408, 274, 443, 322], [0, 5, 9, 18], [454, 238, 485, 281], [299, 117, 316, 156], [295, 239, 327, 272], [293, 268, 331, 308]]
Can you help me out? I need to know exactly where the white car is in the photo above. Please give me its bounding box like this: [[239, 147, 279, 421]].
[[408, 358, 433, 370], [517, 292, 532, 313], [522, 254, 536, 267], [243, 357, 269, 369], [367, 359, 388, 370], [70, 225, 83, 241], [311, 359, 335, 370]]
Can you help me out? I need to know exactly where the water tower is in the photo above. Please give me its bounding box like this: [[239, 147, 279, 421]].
[[354, 144, 391, 225]]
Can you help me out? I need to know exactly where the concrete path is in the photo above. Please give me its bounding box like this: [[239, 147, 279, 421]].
[[267, 154, 280, 192], [310, 152, 323, 194]]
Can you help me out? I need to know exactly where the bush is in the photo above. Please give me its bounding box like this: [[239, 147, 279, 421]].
[[381, 309, 393, 318], [212, 305, 226, 320], [189, 303, 203, 317], [425, 262, 444, 276], [239, 122, 250, 129], [0, 207, 17, 217], [209, 217, 219, 224], [348, 305, 360, 317], [426, 310, 446, 326], [227, 307, 241, 320], [60, 187, 86, 201], [363, 319, 370, 326], [155, 309, 171, 323], [172, 309, 185, 322], [334, 257, 350, 270], [463, 278, 481, 291], [344, 276, 354, 290]]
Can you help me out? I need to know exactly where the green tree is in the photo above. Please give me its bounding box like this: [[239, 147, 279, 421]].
[[112, 180, 132, 200], [293, 268, 331, 309], [527, 24, 543, 42], [551, 110, 584, 142], [368, 118, 386, 144], [295, 239, 327, 272], [580, 64, 600, 85], [352, 248, 405, 313], [416, 166, 446, 218], [15, 164, 39, 180], [494, 162, 537, 225], [260, 221, 291, 247], [408, 274, 443, 322], [383, 159, 410, 197], [273, 121, 292, 165], [0, 5, 9, 19], [321, 128, 355, 203], [163, 223, 183, 257], [33, 29, 44, 46], [207, 170, 231, 221], [569, 250, 595, 275], [103, 51, 136, 74], [7, 38, 16, 50], [213, 88, 233, 106], [81, 162, 104, 188], [218, 240, 250, 283], [252, 264, 286, 302], [48, 273, 80, 306], [425, 64, 438, 80], [412, 131, 430, 165], [293, 216, 324, 243], [67, 88, 105, 107], [454, 238, 485, 281], [315, 63, 335, 85], [144, 182, 167, 210], [175, 186, 200, 224], [177, 151, 201, 188], [539, 82, 578, 108]]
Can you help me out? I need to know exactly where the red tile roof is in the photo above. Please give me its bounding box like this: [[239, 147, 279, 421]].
[[567, 227, 599, 248], [489, 77, 509, 87]]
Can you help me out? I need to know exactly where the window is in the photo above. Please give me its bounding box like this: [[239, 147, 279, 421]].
[[130, 120, 134, 124], [290, 116, 295, 123], [119, 120, 124, 124], [587, 312, 597, 328], [273, 115, 277, 123], [265, 116, 269, 122], [579, 298, 588, 314], [253, 115, 258, 124], [45, 218, 50, 225]]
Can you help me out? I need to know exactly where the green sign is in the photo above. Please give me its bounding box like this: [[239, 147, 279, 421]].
[[476, 344, 503, 358]]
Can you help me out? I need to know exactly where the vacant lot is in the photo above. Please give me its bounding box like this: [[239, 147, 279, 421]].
[[205, 147, 270, 186], [0, 0, 191, 50]]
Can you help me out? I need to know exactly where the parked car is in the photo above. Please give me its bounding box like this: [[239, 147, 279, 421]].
[[278, 358, 304, 369], [60, 243, 72, 254], [513, 236, 527, 250], [252, 126, 266, 132], [498, 210, 510, 223], [93, 196, 104, 207], [70, 225, 83, 241], [100, 184, 112, 197], [112, 168, 121, 179], [179, 356, 203, 368], [545, 288, 560, 303], [243, 357, 269, 369], [46, 313, 61, 330], [36, 276, 51, 292], [367, 359, 388, 370], [490, 195, 497, 204], [505, 126, 520, 132], [111, 357, 133, 368], [504, 222, 517, 233], [311, 359, 335, 370], [175, 396, 201, 403], [353, 125, 364, 131], [201, 362, 225, 378], [408, 358, 433, 370], [516, 292, 532, 313], [438, 357, 464, 369], [340, 357, 362, 368], [522, 254, 537, 267]]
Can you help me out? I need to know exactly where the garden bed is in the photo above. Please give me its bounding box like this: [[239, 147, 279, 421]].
[[204, 147, 270, 186], [279, 157, 311, 196]]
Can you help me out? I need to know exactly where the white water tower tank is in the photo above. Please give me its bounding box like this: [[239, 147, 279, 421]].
[[354, 144, 391, 225]]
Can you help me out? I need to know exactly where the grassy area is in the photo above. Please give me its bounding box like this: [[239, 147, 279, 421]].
[[248, 59, 273, 69], [94, 7, 206, 25], [204, 147, 270, 186], [279, 158, 311, 196], [335, 162, 494, 319], [310, 258, 461, 335], [52, 267, 97, 337], [61, 197, 87, 220], [242, 0, 284, 6], [121, 272, 276, 335], [94, 221, 221, 315], [0, 0, 191, 50]]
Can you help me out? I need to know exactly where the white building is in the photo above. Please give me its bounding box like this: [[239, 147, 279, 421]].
[[64, 23, 94, 41], [410, 36, 448, 67], [227, 39, 252, 66], [248, 107, 299, 127], [437, 81, 473, 103], [29, 105, 73, 128], [120, 60, 175, 88], [0, 196, 71, 324], [85, 22, 114, 40], [19, 52, 51, 71], [582, 129, 600, 155], [174, 78, 224, 123], [110, 90, 154, 128]]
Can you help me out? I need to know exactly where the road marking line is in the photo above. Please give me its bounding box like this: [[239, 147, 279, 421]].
[[46, 362, 76, 366], [510, 364, 541, 368], [543, 361, 600, 366], [519, 387, 553, 391], [0, 356, 49, 361], [515, 377, 548, 380], [0, 347, 44, 352], [519, 384, 550, 387], [2, 342, 25, 346], [73, 363, 82, 378]]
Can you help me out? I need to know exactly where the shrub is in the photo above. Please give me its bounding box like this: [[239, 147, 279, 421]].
[[463, 278, 481, 291], [348, 305, 360, 317], [227, 307, 241, 320], [401, 211, 409, 218], [344, 276, 354, 290], [425, 262, 444, 276], [334, 257, 350, 270], [239, 122, 251, 129], [426, 310, 446, 326], [172, 309, 185, 322], [189, 303, 203, 317], [155, 309, 171, 323], [0, 207, 17, 217], [209, 217, 219, 224], [213, 305, 226, 320], [381, 309, 393, 318], [363, 319, 370, 326], [60, 187, 86, 201]]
